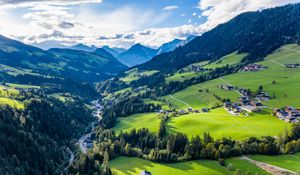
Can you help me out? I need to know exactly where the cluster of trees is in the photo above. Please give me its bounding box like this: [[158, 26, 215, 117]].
[[0, 95, 93, 175], [101, 97, 161, 128], [84, 122, 300, 168]]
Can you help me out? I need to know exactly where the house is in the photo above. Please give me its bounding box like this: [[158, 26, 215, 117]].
[[194, 110, 200, 113], [240, 105, 260, 113], [140, 170, 151, 175], [239, 96, 250, 105], [201, 108, 210, 112], [241, 64, 266, 72], [218, 85, 234, 91], [285, 64, 300, 68], [178, 109, 187, 115], [188, 108, 193, 112]]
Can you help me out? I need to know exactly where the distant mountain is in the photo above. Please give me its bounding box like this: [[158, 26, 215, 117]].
[[70, 44, 97, 52], [156, 36, 197, 55], [0, 35, 127, 82], [94, 48, 116, 60], [156, 39, 182, 55], [137, 4, 300, 72], [178, 35, 197, 47], [117, 43, 157, 67], [102, 46, 126, 57]]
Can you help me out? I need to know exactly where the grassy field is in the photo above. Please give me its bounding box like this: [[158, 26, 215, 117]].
[[113, 113, 160, 134], [0, 85, 24, 109], [110, 156, 232, 175], [166, 71, 204, 83], [250, 153, 300, 172], [166, 108, 290, 140], [120, 68, 159, 83], [7, 83, 40, 89], [143, 98, 170, 110], [222, 44, 300, 108], [163, 78, 240, 109], [203, 52, 247, 69], [226, 157, 270, 175]]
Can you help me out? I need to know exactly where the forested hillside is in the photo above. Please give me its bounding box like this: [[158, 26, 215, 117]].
[[138, 4, 300, 72]]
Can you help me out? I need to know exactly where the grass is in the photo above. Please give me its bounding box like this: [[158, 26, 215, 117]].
[[120, 69, 159, 83], [162, 44, 300, 110], [203, 52, 247, 69], [143, 98, 170, 110], [166, 108, 290, 140], [226, 157, 270, 175], [7, 83, 40, 89], [110, 156, 231, 175], [222, 44, 300, 108], [162, 78, 239, 110], [0, 97, 24, 109], [250, 153, 300, 172], [113, 113, 160, 134]]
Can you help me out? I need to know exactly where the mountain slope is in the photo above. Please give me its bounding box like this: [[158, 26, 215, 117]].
[[156, 39, 182, 55], [137, 4, 300, 72], [102, 46, 126, 57], [117, 43, 157, 67], [94, 48, 117, 60], [0, 35, 127, 82]]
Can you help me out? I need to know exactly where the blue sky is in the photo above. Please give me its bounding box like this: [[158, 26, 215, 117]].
[[0, 0, 298, 49]]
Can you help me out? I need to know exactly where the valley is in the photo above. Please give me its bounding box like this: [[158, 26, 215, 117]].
[[1, 2, 300, 175]]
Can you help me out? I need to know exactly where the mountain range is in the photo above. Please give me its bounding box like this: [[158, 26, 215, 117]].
[[0, 35, 127, 82]]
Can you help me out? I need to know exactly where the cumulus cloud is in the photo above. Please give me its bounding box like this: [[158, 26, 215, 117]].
[[0, 0, 102, 7], [198, 0, 300, 30], [163, 5, 179, 11]]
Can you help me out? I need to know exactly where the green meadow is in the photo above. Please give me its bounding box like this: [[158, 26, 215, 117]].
[[203, 52, 247, 69], [120, 68, 159, 83], [163, 78, 239, 109], [162, 44, 300, 110], [250, 153, 300, 172], [110, 156, 231, 175], [226, 157, 270, 175], [113, 113, 160, 134]]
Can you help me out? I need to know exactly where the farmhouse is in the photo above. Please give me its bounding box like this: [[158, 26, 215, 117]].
[[241, 64, 266, 71], [218, 84, 234, 91], [201, 108, 210, 112], [178, 109, 188, 115], [240, 105, 260, 113], [224, 102, 241, 113], [256, 92, 270, 101], [239, 96, 250, 105], [285, 63, 300, 68]]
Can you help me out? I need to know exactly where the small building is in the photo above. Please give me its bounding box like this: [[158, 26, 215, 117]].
[[201, 108, 210, 112], [285, 64, 300, 68], [240, 105, 260, 113], [178, 109, 188, 115], [140, 170, 152, 175]]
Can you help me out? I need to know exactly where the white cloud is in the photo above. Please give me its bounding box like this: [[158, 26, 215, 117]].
[[192, 12, 197, 16], [180, 13, 186, 17], [198, 0, 300, 30], [163, 5, 179, 11]]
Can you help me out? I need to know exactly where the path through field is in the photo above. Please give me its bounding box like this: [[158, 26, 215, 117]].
[[168, 94, 191, 108], [241, 156, 296, 175], [270, 60, 285, 67]]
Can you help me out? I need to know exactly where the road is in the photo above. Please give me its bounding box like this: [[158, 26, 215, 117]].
[[64, 148, 75, 171], [241, 156, 296, 175]]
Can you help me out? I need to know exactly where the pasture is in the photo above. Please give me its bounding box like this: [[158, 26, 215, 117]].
[[250, 153, 300, 172], [166, 108, 290, 140], [110, 156, 231, 175], [112, 113, 160, 134]]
